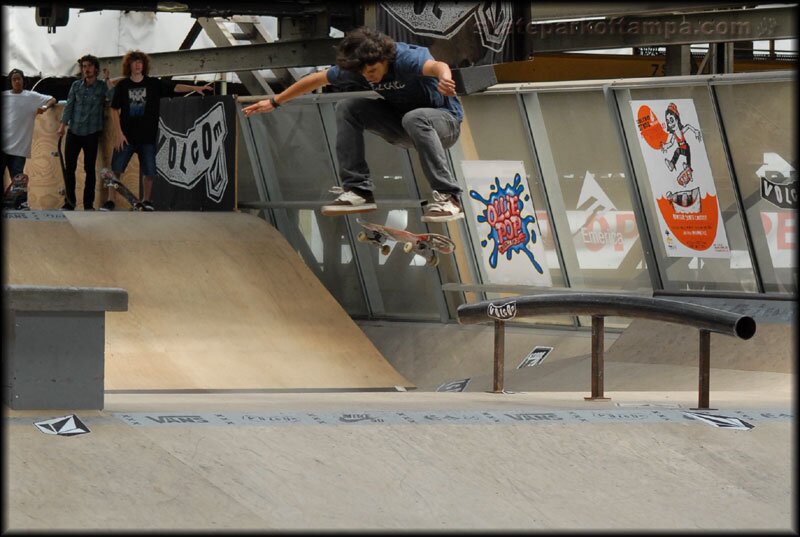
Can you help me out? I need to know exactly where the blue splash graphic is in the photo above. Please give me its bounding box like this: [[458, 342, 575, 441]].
[[469, 174, 544, 273]]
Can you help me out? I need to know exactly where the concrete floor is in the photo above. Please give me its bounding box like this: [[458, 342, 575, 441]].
[[5, 386, 795, 531]]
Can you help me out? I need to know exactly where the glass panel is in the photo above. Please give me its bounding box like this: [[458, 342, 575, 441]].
[[529, 90, 651, 293], [320, 102, 418, 199], [246, 104, 336, 202], [714, 80, 797, 294], [449, 93, 572, 327], [617, 85, 758, 293], [241, 102, 367, 314], [274, 208, 368, 316], [235, 114, 260, 206]]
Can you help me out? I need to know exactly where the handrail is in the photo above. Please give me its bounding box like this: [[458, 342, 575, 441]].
[[457, 293, 756, 409]]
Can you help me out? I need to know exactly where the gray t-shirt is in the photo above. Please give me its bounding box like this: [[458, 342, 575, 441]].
[[2, 89, 53, 157]]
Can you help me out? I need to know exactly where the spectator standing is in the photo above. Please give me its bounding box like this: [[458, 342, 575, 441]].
[[102, 50, 211, 211], [57, 55, 113, 210], [2, 68, 57, 181]]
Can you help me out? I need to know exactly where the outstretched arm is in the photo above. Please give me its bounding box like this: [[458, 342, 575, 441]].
[[685, 124, 702, 140], [421, 59, 456, 97], [37, 97, 57, 115], [242, 70, 330, 116]]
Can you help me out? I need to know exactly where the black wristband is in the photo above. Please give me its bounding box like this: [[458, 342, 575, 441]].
[[270, 97, 280, 108]]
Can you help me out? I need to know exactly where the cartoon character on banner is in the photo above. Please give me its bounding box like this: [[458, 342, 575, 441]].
[[468, 173, 544, 274], [660, 102, 702, 187]]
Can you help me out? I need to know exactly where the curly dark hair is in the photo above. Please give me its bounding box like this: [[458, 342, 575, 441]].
[[335, 26, 396, 72], [78, 54, 100, 71], [121, 50, 150, 77]]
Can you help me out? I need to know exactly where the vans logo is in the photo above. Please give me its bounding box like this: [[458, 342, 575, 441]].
[[145, 415, 210, 424]]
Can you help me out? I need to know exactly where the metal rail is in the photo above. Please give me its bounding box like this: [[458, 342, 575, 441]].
[[457, 294, 756, 409]]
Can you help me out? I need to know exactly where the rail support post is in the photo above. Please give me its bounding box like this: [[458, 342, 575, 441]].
[[585, 315, 611, 402], [692, 329, 715, 410], [492, 320, 505, 393]]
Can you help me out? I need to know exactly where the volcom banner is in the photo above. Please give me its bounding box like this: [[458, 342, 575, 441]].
[[377, 1, 515, 66], [153, 95, 236, 210]]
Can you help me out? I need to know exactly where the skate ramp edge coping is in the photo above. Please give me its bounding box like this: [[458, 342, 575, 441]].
[[457, 293, 757, 409]]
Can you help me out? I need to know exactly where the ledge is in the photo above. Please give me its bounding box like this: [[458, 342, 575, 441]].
[[5, 285, 128, 312]]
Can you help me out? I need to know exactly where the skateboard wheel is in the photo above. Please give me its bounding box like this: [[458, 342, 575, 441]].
[[403, 242, 414, 254], [357, 231, 368, 242], [428, 254, 439, 267], [380, 244, 391, 256]]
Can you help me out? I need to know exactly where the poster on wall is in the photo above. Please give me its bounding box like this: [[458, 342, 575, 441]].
[[631, 99, 730, 258], [153, 95, 237, 211], [461, 160, 552, 286]]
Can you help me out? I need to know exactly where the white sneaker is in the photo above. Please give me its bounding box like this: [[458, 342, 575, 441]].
[[321, 186, 377, 215], [422, 191, 464, 222]]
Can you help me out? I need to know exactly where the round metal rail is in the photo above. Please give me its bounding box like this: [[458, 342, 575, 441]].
[[457, 294, 757, 409]]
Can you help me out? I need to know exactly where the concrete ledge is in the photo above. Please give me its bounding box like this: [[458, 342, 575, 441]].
[[5, 285, 128, 313], [4, 284, 128, 410]]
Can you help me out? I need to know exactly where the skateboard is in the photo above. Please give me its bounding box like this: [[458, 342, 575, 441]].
[[55, 135, 75, 208], [100, 168, 144, 210], [676, 164, 694, 187], [356, 218, 455, 267], [2, 173, 29, 210]]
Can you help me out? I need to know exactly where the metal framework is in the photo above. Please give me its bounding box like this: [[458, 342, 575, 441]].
[[83, 37, 340, 78], [526, 6, 797, 53]]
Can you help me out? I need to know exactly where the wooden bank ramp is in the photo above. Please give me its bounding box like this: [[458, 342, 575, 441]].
[[5, 211, 411, 391]]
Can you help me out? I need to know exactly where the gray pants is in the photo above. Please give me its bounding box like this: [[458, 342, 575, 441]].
[[335, 97, 462, 195]]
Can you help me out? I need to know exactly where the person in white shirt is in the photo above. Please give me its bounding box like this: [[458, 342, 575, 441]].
[[2, 68, 57, 180]]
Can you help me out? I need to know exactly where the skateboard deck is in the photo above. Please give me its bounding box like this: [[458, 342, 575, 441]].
[[100, 168, 144, 210], [356, 218, 455, 267], [56, 135, 75, 208]]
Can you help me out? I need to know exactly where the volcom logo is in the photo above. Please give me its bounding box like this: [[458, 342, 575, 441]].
[[156, 102, 228, 203], [487, 300, 516, 321]]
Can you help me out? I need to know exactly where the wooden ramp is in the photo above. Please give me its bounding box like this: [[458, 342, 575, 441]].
[[5, 211, 412, 391]]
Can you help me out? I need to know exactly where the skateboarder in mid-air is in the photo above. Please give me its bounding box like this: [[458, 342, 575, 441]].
[[243, 26, 465, 223]]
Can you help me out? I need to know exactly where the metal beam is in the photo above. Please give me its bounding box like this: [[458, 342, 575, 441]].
[[178, 19, 204, 50], [196, 16, 273, 96], [527, 6, 797, 53], [82, 38, 339, 78], [664, 44, 691, 76], [530, 2, 775, 21]]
